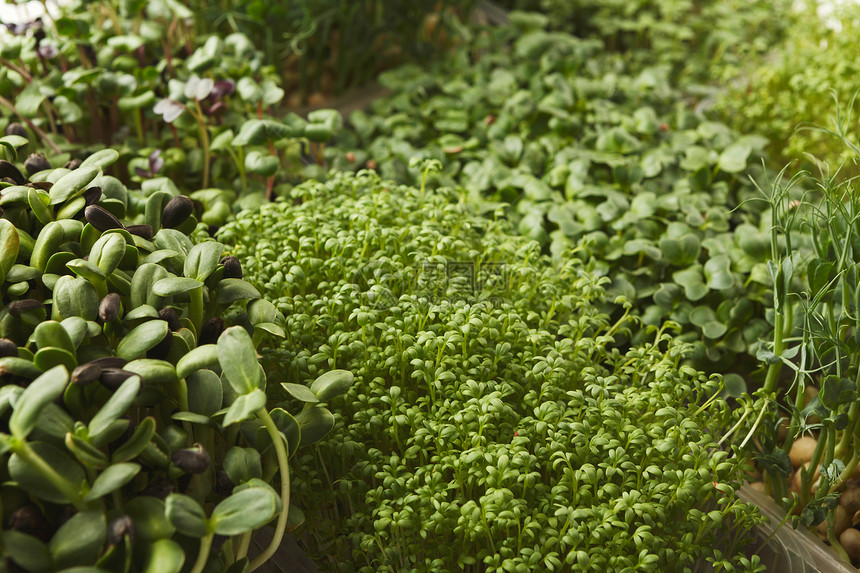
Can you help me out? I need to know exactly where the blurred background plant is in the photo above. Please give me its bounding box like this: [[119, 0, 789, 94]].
[[487, 0, 796, 84], [717, 0, 860, 171], [181, 0, 482, 105]]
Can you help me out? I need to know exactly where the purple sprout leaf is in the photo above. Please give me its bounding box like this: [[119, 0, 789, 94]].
[[149, 149, 164, 174], [37, 44, 58, 59], [210, 80, 236, 100]]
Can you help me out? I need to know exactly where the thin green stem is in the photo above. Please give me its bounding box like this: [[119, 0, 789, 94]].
[[248, 408, 290, 572], [234, 531, 252, 561], [189, 532, 214, 573], [0, 95, 61, 154], [134, 108, 145, 147], [192, 102, 211, 188], [190, 286, 204, 335]]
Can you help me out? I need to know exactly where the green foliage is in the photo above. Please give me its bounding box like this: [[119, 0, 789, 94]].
[[717, 2, 860, 168], [0, 140, 351, 572], [0, 1, 334, 225], [491, 0, 794, 82], [740, 137, 860, 541], [182, 0, 480, 101], [221, 170, 763, 572], [327, 17, 777, 370]]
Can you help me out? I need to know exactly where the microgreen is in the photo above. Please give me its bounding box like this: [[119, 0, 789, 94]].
[[0, 139, 352, 572], [733, 129, 860, 561], [221, 170, 763, 572], [326, 14, 779, 373]]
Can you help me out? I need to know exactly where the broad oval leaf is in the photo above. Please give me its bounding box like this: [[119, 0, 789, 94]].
[[9, 441, 85, 504], [244, 150, 279, 176], [61, 316, 89, 349], [88, 375, 141, 439], [223, 446, 262, 486], [188, 369, 223, 415], [53, 275, 100, 321], [90, 232, 127, 276], [126, 496, 175, 542], [270, 408, 300, 458], [232, 119, 266, 146], [184, 241, 224, 282], [33, 320, 75, 353], [216, 278, 261, 304], [164, 493, 208, 538], [295, 406, 335, 446], [83, 462, 141, 501], [309, 370, 353, 402], [124, 359, 178, 386], [117, 320, 169, 360], [176, 344, 219, 379], [33, 346, 77, 372], [222, 388, 266, 427], [31, 221, 64, 273], [143, 539, 185, 573], [10, 365, 69, 439], [152, 277, 203, 297], [49, 166, 101, 205], [217, 326, 261, 394], [49, 510, 106, 569], [1, 531, 52, 572], [211, 487, 278, 535], [80, 148, 120, 169], [281, 382, 319, 404]]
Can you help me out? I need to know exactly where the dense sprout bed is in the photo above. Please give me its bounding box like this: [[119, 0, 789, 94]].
[[324, 14, 779, 373], [219, 171, 762, 572]]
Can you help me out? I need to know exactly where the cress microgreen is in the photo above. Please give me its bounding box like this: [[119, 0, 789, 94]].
[[221, 170, 764, 572]]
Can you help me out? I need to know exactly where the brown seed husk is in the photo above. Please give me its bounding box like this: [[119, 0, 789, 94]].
[[24, 153, 50, 176], [98, 293, 122, 323], [8, 299, 44, 317], [0, 160, 27, 184], [72, 362, 103, 386], [170, 443, 211, 474], [126, 224, 154, 240], [85, 205, 124, 232], [0, 338, 18, 358], [161, 195, 193, 229]]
